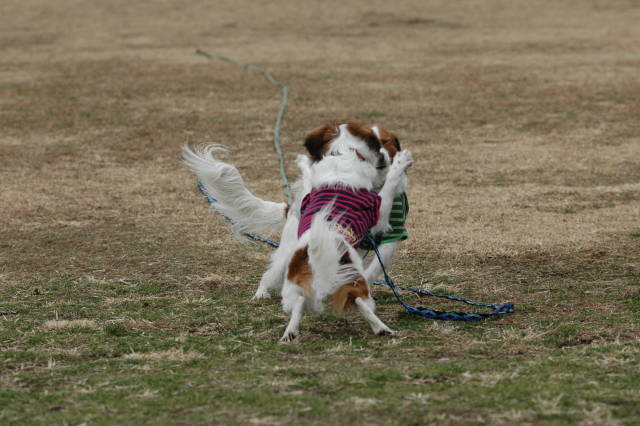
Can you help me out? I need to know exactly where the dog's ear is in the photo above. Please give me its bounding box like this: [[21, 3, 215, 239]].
[[346, 122, 381, 153], [376, 126, 401, 158], [304, 123, 337, 162], [390, 135, 401, 151]]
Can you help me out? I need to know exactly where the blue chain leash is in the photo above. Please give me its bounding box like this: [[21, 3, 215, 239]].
[[365, 233, 514, 321]]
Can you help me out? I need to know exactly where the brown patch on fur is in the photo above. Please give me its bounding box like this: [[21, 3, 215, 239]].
[[284, 204, 290, 218], [287, 244, 369, 311], [347, 122, 382, 154], [376, 126, 401, 158], [331, 277, 369, 313], [304, 123, 338, 162], [286, 246, 312, 293]]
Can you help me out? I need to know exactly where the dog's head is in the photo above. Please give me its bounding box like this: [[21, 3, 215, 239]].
[[303, 122, 403, 190], [304, 122, 401, 161], [305, 122, 402, 165], [303, 122, 383, 164]]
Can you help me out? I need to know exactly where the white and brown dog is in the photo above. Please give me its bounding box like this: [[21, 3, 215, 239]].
[[183, 123, 411, 341], [182, 124, 408, 291]]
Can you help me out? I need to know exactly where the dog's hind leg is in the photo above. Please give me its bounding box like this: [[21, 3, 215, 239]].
[[252, 213, 300, 300], [279, 245, 312, 342], [355, 297, 396, 336], [280, 293, 305, 343], [332, 276, 396, 336]]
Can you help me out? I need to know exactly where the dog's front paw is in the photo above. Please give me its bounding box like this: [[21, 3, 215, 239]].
[[251, 290, 271, 301], [279, 331, 298, 343], [374, 327, 398, 337], [392, 150, 413, 172]]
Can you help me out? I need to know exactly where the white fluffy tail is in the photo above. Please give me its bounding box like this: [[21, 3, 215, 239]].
[[306, 210, 363, 311], [182, 144, 287, 236]]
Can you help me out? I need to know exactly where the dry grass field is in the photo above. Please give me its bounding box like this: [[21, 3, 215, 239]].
[[1, 0, 639, 424]]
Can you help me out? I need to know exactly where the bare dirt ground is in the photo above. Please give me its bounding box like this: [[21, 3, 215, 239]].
[[1, 0, 639, 424]]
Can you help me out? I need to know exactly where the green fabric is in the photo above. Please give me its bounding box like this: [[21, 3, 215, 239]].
[[359, 192, 409, 249]]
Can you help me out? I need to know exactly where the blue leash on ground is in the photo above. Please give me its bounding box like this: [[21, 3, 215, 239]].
[[364, 234, 514, 321], [196, 51, 515, 321]]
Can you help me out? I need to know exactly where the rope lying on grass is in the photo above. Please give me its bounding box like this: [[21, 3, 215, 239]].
[[195, 51, 515, 321], [364, 234, 514, 321], [196, 49, 292, 204]]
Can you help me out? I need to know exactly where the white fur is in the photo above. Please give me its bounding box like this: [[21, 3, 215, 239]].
[[251, 155, 311, 300], [251, 211, 299, 300], [370, 149, 412, 235], [363, 125, 409, 282], [280, 293, 305, 342], [310, 125, 378, 190], [183, 136, 408, 290], [307, 210, 363, 308], [278, 125, 411, 342], [360, 149, 410, 281], [182, 144, 288, 236]]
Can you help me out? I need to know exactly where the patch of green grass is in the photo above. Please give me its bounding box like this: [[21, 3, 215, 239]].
[[1, 263, 639, 425], [625, 291, 640, 312], [104, 323, 129, 336], [543, 324, 579, 347]]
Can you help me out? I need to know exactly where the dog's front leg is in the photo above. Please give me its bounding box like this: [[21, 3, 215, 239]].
[[371, 150, 412, 235]]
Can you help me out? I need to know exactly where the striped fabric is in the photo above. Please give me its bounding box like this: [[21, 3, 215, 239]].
[[298, 187, 381, 247], [359, 193, 409, 249]]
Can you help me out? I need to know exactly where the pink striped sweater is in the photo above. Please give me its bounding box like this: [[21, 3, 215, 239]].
[[298, 187, 381, 247]]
